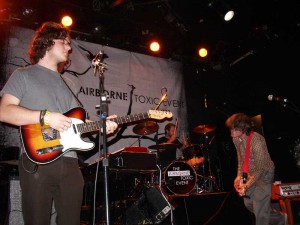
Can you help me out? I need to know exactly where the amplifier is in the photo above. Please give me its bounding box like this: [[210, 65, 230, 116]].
[[125, 186, 173, 224], [272, 182, 300, 200], [109, 152, 158, 172], [272, 182, 300, 225]]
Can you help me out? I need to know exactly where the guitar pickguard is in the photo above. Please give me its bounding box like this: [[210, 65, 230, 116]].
[[42, 128, 60, 141]]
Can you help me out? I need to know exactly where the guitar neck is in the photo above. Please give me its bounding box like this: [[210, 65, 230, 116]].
[[77, 112, 150, 134]]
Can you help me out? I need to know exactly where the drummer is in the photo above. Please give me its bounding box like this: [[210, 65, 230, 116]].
[[157, 122, 188, 169]]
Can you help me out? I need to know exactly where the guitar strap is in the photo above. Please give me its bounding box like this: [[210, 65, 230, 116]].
[[242, 131, 254, 182], [60, 75, 84, 108]]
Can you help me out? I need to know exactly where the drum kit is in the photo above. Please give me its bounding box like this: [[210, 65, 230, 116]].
[[128, 121, 220, 195]]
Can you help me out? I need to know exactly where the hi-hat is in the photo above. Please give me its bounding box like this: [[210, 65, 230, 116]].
[[193, 124, 216, 134], [148, 143, 180, 150], [133, 121, 158, 135]]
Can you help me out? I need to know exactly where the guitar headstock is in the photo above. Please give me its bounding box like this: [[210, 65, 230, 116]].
[[148, 110, 173, 120], [92, 51, 107, 76]]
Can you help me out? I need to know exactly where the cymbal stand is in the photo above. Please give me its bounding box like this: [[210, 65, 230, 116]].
[[200, 134, 220, 192], [128, 133, 146, 147], [196, 174, 214, 193]]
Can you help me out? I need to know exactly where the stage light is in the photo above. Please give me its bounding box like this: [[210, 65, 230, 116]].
[[223, 10, 234, 21], [93, 25, 102, 33], [217, 1, 234, 22], [22, 8, 34, 17], [61, 15, 73, 27], [198, 47, 208, 58], [150, 41, 160, 52], [208, 0, 234, 22]]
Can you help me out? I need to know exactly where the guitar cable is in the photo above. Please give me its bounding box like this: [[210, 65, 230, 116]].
[[20, 152, 38, 174]]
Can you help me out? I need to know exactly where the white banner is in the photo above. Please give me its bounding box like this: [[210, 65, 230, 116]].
[[4, 26, 188, 164]]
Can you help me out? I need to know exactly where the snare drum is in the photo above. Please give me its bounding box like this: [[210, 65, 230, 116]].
[[164, 161, 197, 194]]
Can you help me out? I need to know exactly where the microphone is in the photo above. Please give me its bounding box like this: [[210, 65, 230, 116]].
[[92, 52, 102, 68], [91, 51, 107, 75], [267, 95, 288, 103]]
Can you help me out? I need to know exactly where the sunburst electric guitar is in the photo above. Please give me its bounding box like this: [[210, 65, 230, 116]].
[[20, 107, 172, 164]]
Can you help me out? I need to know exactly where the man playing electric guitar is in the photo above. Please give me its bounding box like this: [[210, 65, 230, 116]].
[[226, 113, 287, 225], [0, 22, 118, 225]]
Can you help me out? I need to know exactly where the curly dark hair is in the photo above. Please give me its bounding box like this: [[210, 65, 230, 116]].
[[28, 22, 70, 64], [225, 113, 254, 135]]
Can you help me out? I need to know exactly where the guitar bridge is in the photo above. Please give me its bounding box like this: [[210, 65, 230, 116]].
[[36, 145, 64, 155], [42, 128, 59, 141]]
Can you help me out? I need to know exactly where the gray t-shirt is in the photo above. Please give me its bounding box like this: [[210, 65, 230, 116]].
[[1, 64, 81, 158]]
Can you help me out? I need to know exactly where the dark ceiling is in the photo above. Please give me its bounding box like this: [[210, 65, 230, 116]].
[[3, 0, 300, 65]]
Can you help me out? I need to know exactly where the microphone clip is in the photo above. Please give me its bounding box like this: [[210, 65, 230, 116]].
[[92, 51, 107, 76]]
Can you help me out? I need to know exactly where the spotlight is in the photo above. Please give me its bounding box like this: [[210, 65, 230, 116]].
[[94, 26, 102, 33], [93, 24, 105, 34], [149, 41, 160, 52], [208, 0, 234, 22], [20, 7, 36, 20], [61, 15, 73, 27], [223, 9, 234, 22], [22, 8, 34, 17], [198, 47, 208, 58]]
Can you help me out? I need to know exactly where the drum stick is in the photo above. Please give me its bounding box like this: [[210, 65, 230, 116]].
[[175, 118, 179, 136]]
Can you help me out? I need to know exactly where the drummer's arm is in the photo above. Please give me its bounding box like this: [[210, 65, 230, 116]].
[[182, 139, 189, 148], [177, 139, 187, 160], [167, 133, 177, 143]]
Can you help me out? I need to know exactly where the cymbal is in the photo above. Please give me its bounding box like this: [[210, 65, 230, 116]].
[[148, 143, 180, 150], [193, 124, 216, 134], [133, 121, 158, 135], [0, 160, 19, 166]]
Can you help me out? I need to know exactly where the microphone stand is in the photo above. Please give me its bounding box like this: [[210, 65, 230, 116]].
[[128, 133, 146, 147], [92, 51, 111, 225], [99, 91, 110, 225], [154, 92, 167, 168]]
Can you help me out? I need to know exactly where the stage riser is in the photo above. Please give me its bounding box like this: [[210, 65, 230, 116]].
[[6, 178, 254, 225]]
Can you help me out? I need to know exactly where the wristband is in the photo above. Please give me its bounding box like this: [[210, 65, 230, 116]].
[[44, 111, 51, 126], [39, 109, 47, 126]]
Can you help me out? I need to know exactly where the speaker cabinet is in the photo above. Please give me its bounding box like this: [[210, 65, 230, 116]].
[[124, 186, 173, 224]]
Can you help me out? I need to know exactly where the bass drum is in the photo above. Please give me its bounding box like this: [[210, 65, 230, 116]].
[[164, 161, 197, 195]]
